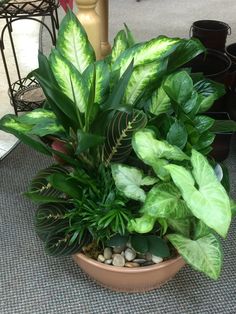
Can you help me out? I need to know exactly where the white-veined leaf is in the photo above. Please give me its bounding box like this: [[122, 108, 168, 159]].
[[167, 233, 222, 280]]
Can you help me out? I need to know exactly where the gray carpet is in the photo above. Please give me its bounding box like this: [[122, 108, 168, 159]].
[[0, 140, 236, 314]]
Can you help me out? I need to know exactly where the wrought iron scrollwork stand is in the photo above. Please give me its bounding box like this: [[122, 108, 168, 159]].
[[0, 0, 59, 114]]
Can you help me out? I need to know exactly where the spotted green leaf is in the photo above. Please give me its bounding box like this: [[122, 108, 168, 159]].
[[149, 84, 172, 116], [111, 30, 129, 65]]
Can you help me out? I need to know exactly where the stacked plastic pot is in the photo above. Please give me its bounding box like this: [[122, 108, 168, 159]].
[[189, 20, 236, 161]]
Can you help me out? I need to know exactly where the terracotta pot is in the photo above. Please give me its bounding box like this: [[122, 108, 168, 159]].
[[73, 253, 185, 292]]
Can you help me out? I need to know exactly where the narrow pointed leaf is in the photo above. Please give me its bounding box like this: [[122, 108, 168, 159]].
[[111, 29, 129, 65]]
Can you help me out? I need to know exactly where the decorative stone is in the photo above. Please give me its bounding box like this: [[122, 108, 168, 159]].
[[97, 254, 105, 263], [145, 252, 153, 261], [103, 247, 112, 260], [124, 248, 136, 261], [142, 261, 154, 267], [113, 246, 125, 254], [121, 251, 125, 257], [125, 262, 140, 268], [126, 240, 132, 249], [151, 255, 163, 264], [104, 259, 112, 265], [112, 254, 125, 267], [133, 259, 146, 264]]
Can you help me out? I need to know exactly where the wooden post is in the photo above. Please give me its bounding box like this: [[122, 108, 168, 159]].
[[96, 0, 111, 57], [75, 0, 102, 60]]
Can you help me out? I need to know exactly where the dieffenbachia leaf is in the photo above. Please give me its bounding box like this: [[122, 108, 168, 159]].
[[167, 233, 222, 280], [94, 60, 110, 104], [165, 150, 231, 238], [111, 30, 129, 65], [149, 84, 172, 116], [132, 129, 189, 165], [123, 59, 168, 105], [103, 109, 147, 165], [111, 164, 158, 202], [17, 109, 56, 124], [56, 9, 95, 73], [124, 23, 136, 47], [112, 36, 181, 77], [76, 130, 105, 154], [140, 183, 192, 219], [50, 49, 87, 113], [163, 71, 193, 105]]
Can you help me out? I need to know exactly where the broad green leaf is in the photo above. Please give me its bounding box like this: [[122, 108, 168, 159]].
[[29, 120, 65, 137], [18, 109, 56, 124], [193, 132, 215, 151], [76, 130, 104, 155], [210, 119, 236, 133], [167, 233, 222, 280], [149, 85, 172, 116], [113, 36, 181, 77], [141, 183, 192, 219], [47, 173, 82, 199], [130, 234, 149, 253], [132, 129, 190, 164], [107, 234, 129, 247], [167, 218, 191, 237], [165, 150, 231, 238], [163, 71, 193, 105], [147, 235, 170, 257], [56, 10, 95, 73], [124, 59, 168, 105], [111, 164, 157, 202], [111, 30, 129, 65], [0, 114, 33, 133], [167, 121, 188, 149], [50, 49, 87, 113], [128, 214, 156, 233], [193, 115, 215, 133], [194, 79, 225, 113], [167, 38, 205, 72], [193, 219, 211, 240]]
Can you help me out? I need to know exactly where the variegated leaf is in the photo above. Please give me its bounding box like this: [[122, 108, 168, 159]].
[[113, 36, 181, 77], [149, 85, 172, 116], [111, 30, 129, 65], [56, 10, 95, 73], [50, 49, 87, 113], [124, 60, 167, 105]]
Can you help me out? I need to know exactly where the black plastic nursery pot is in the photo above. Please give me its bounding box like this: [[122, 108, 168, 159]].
[[207, 112, 233, 162], [185, 49, 232, 112], [190, 20, 231, 51], [225, 89, 236, 121], [226, 43, 236, 64]]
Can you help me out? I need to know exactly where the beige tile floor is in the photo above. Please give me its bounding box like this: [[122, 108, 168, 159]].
[[0, 18, 41, 159]]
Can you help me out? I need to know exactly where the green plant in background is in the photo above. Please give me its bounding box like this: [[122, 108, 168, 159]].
[[0, 10, 235, 280]]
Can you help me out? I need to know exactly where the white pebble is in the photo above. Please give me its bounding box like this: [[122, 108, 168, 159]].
[[97, 254, 105, 263], [112, 254, 125, 267], [151, 255, 163, 264], [124, 248, 136, 261], [103, 247, 112, 260]]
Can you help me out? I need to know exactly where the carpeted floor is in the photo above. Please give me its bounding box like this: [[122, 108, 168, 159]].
[[0, 141, 236, 314]]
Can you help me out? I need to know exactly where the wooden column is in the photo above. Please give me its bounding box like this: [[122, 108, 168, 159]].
[[96, 0, 111, 57], [75, 0, 102, 60]]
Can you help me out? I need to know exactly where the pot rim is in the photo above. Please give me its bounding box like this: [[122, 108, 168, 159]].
[[192, 20, 230, 32], [73, 253, 183, 273]]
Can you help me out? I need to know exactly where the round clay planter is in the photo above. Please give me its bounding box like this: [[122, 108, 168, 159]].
[[73, 253, 185, 292]]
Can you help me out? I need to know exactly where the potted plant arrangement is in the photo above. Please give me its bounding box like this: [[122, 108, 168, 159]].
[[1, 10, 236, 292]]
